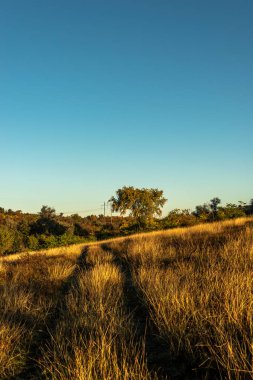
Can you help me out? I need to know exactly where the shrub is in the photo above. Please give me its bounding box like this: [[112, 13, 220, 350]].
[[28, 235, 39, 250], [218, 204, 246, 220], [0, 225, 15, 255], [163, 209, 197, 228]]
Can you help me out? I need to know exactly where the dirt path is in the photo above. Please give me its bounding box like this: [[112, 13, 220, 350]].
[[101, 243, 172, 379]]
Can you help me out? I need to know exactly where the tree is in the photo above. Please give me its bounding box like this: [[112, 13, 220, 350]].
[[210, 197, 221, 213], [31, 206, 66, 235], [210, 197, 221, 219], [193, 203, 211, 220], [39, 205, 56, 219], [219, 203, 245, 219], [249, 199, 253, 215], [109, 186, 167, 228]]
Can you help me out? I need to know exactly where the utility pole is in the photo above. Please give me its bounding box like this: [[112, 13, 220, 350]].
[[107, 200, 112, 224], [104, 201, 106, 217]]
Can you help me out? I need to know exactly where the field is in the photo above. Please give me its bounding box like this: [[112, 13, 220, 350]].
[[0, 217, 253, 380]]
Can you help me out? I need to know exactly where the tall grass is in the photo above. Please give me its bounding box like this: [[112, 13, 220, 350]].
[[0, 217, 252, 379], [40, 246, 152, 380], [0, 253, 76, 379], [108, 219, 253, 379]]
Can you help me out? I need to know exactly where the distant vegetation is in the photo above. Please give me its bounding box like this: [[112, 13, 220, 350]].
[[0, 187, 252, 256], [0, 218, 252, 379]]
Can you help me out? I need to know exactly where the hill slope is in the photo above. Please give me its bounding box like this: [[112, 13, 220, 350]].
[[0, 217, 252, 379]]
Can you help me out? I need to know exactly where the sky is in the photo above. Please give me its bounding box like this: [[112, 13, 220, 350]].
[[0, 0, 252, 216]]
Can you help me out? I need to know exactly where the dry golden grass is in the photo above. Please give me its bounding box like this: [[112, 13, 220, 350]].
[[0, 243, 84, 262], [0, 253, 77, 379], [107, 218, 253, 379], [0, 321, 27, 379], [0, 216, 253, 379], [40, 246, 152, 380]]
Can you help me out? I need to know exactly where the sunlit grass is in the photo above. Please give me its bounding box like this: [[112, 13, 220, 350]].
[[40, 246, 151, 380], [0, 253, 77, 379], [0, 216, 252, 379], [108, 218, 253, 379]]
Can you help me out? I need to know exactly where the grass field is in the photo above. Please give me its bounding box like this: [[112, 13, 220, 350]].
[[0, 217, 252, 379]]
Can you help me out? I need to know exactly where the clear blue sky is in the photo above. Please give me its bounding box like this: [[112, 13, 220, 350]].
[[0, 0, 252, 216]]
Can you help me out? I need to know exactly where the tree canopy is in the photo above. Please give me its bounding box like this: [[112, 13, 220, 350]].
[[109, 186, 167, 227], [39, 205, 56, 219]]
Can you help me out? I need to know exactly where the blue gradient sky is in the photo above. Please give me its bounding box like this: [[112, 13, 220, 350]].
[[0, 0, 252, 216]]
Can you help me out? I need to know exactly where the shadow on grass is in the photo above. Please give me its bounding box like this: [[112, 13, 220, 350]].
[[9, 249, 90, 380]]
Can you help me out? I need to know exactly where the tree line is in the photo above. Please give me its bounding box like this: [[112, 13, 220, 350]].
[[0, 186, 252, 256]]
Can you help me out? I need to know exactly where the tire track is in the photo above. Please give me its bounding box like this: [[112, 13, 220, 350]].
[[101, 243, 171, 380]]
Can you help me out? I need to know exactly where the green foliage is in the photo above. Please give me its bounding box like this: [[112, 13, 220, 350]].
[[0, 225, 15, 255], [210, 197, 221, 212], [12, 231, 25, 252], [31, 216, 68, 236], [0, 196, 252, 256], [217, 204, 246, 220], [73, 223, 89, 237], [164, 209, 197, 228], [193, 204, 211, 220], [57, 233, 77, 246], [249, 199, 253, 215], [39, 205, 56, 219], [28, 235, 39, 250], [38, 235, 58, 249], [193, 198, 242, 222], [209, 197, 221, 220], [110, 186, 167, 227]]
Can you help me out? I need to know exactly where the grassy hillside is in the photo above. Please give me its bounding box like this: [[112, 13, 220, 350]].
[[0, 217, 252, 379]]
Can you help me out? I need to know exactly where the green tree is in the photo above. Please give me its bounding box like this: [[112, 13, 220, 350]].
[[210, 197, 221, 213], [210, 197, 221, 219], [249, 199, 253, 215], [109, 186, 167, 228], [31, 206, 67, 235], [218, 203, 245, 219], [193, 204, 211, 220], [39, 205, 56, 219]]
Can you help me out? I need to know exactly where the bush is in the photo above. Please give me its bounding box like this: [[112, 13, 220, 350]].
[[163, 209, 197, 228], [0, 225, 15, 255], [28, 235, 39, 250], [217, 204, 246, 220], [57, 233, 75, 246], [37, 235, 58, 249], [12, 231, 25, 252]]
